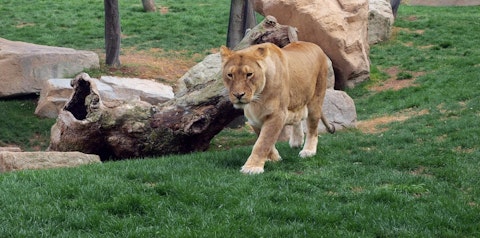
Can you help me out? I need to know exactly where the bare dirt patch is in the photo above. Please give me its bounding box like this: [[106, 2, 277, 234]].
[[16, 22, 35, 28], [369, 66, 425, 92], [357, 109, 429, 134], [97, 48, 201, 86], [159, 6, 169, 14], [119, 49, 196, 82]]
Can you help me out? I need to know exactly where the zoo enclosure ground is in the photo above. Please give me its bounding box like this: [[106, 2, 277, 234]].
[[0, 2, 479, 237]]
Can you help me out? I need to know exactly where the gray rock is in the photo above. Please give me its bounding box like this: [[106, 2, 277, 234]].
[[176, 53, 222, 96], [0, 151, 101, 173], [0, 38, 99, 98], [368, 0, 395, 45], [35, 79, 73, 118], [318, 89, 357, 132], [35, 74, 175, 118], [99, 76, 174, 104]]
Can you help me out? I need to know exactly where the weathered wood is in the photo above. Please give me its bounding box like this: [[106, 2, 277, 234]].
[[48, 16, 298, 160]]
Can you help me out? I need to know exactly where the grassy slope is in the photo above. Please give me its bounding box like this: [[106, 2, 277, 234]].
[[0, 0, 229, 54], [1, 2, 480, 237]]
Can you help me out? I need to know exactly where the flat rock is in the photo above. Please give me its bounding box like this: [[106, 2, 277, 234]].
[[0, 38, 99, 98], [35, 74, 174, 118], [100, 76, 174, 104], [0, 151, 101, 173]]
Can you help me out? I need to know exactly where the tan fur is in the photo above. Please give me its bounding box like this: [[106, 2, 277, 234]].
[[220, 42, 334, 174]]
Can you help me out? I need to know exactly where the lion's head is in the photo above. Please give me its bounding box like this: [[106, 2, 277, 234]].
[[220, 45, 269, 109]]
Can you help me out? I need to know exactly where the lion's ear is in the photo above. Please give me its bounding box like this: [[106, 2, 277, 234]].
[[220, 46, 232, 61], [254, 46, 269, 59]]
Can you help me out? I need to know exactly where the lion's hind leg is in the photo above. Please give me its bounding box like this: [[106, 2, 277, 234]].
[[299, 116, 319, 158], [289, 122, 304, 148], [299, 104, 321, 158]]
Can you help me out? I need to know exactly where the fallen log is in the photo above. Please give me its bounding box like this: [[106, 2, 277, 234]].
[[48, 16, 298, 160]]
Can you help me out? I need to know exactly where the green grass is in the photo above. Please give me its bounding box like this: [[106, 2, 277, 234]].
[[0, 99, 55, 150], [1, 3, 480, 237], [0, 0, 230, 56]]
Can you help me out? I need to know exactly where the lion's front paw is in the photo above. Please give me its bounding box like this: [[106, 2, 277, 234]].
[[240, 165, 265, 174], [299, 150, 316, 158]]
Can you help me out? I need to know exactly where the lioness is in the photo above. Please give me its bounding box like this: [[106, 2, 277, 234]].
[[220, 41, 335, 174]]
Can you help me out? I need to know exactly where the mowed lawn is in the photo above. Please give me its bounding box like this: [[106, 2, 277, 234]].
[[1, 1, 480, 237]]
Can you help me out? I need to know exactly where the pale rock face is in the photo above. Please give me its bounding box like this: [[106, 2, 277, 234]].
[[0, 151, 101, 173], [253, 0, 371, 88], [35, 75, 174, 118], [0, 38, 99, 97], [368, 0, 395, 45]]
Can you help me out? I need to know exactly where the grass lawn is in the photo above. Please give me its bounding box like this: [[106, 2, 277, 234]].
[[1, 1, 480, 237]]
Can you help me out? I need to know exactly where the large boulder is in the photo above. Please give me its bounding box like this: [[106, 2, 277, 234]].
[[0, 38, 99, 98], [369, 0, 395, 45], [35, 76, 174, 118], [253, 0, 370, 89], [0, 151, 100, 173]]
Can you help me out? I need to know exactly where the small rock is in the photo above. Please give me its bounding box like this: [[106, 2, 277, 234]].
[[0, 151, 101, 173]]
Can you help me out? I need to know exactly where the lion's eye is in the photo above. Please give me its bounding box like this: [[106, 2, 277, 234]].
[[246, 72, 253, 78], [226, 73, 233, 78]]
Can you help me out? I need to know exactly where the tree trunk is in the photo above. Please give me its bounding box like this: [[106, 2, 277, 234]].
[[142, 0, 156, 12], [104, 0, 121, 67], [226, 0, 257, 48], [48, 16, 298, 160]]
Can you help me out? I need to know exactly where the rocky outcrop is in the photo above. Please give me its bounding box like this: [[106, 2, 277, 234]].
[[0, 151, 101, 173], [253, 0, 370, 89], [369, 0, 395, 45], [0, 38, 99, 98], [35, 76, 174, 118]]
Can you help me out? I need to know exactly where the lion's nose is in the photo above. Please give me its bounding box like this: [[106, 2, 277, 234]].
[[233, 92, 245, 100]]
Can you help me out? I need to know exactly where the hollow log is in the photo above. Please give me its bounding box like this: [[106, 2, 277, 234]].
[[48, 16, 298, 160]]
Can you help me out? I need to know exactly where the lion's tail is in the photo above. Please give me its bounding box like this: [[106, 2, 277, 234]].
[[320, 114, 335, 134]]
